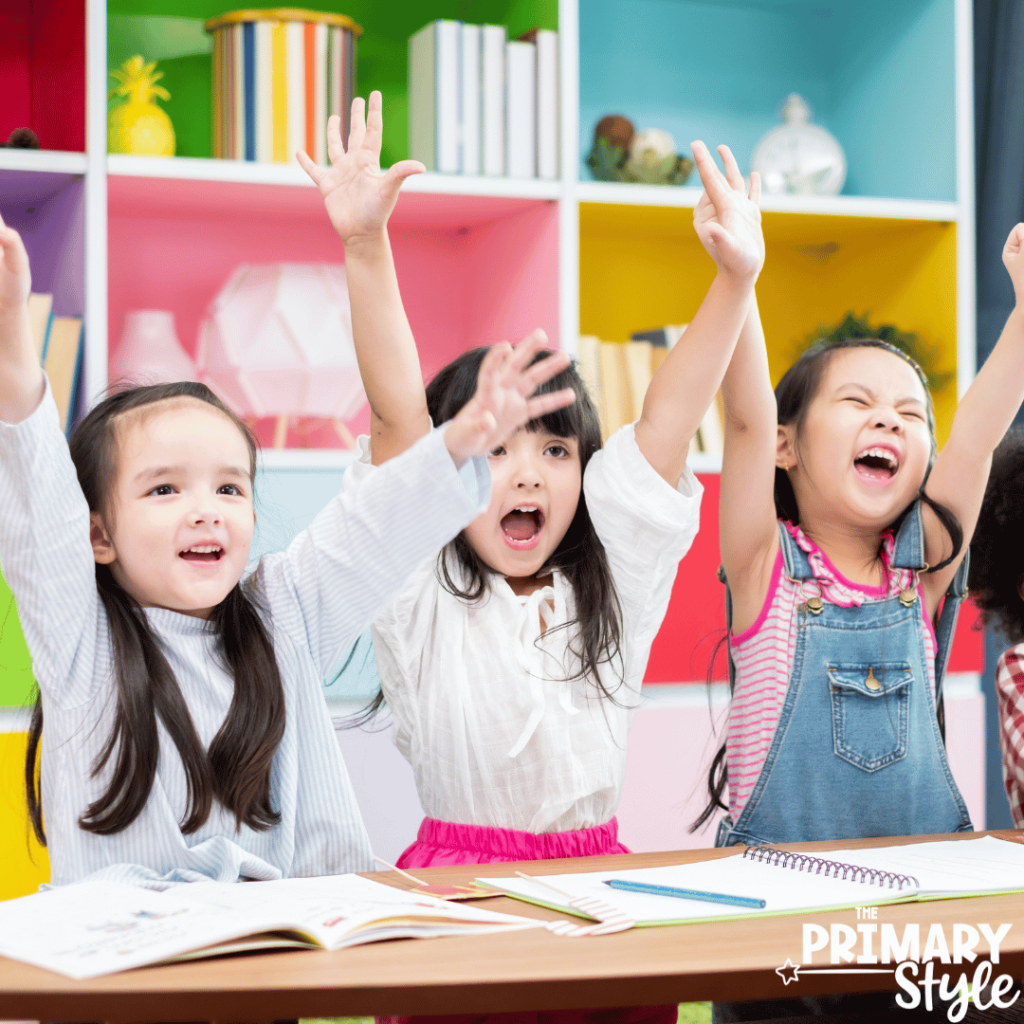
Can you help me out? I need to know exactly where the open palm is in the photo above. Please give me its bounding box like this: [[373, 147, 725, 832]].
[[297, 90, 423, 246], [691, 141, 764, 280], [1003, 223, 1024, 304], [0, 213, 31, 319], [446, 331, 577, 462]]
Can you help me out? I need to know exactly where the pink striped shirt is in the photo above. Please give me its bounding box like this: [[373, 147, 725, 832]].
[[726, 523, 937, 819]]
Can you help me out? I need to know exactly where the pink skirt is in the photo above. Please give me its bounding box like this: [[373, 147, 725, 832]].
[[381, 817, 677, 1024], [396, 816, 631, 867]]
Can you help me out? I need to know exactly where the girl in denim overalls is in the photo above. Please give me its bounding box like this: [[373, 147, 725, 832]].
[[696, 224, 1024, 853], [700, 226, 1024, 1019]]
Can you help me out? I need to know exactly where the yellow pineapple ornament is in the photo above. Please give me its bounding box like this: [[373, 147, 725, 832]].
[[108, 56, 175, 156]]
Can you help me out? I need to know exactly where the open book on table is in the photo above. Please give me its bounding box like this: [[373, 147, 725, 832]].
[[484, 836, 1024, 927], [0, 872, 542, 979]]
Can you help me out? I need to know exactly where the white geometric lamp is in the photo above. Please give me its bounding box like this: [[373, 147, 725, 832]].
[[195, 264, 366, 447]]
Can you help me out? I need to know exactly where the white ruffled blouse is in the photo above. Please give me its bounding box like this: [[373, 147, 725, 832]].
[[348, 424, 703, 834]]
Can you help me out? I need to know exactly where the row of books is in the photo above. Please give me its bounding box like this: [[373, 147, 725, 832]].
[[28, 292, 84, 435], [577, 327, 725, 456], [209, 14, 357, 165], [409, 21, 558, 179]]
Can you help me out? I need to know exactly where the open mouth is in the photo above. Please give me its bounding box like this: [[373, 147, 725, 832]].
[[854, 446, 899, 482], [500, 506, 545, 547], [179, 545, 224, 562]]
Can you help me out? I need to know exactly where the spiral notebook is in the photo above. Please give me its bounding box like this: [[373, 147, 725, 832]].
[[483, 836, 1024, 926]]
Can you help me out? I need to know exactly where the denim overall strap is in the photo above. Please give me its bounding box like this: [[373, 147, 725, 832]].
[[716, 513, 972, 848], [890, 500, 970, 732]]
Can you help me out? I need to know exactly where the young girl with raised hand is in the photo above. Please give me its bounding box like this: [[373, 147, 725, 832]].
[[0, 211, 574, 889], [298, 91, 763, 886], [701, 222, 1024, 852]]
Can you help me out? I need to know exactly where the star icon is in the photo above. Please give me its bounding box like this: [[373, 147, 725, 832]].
[[775, 959, 801, 986]]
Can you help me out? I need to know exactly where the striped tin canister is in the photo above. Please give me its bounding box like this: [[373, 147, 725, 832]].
[[205, 8, 361, 165]]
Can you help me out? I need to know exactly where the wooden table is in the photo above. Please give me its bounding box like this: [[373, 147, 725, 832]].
[[1, 831, 1022, 1024]]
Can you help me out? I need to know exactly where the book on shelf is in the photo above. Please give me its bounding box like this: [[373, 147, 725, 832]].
[[484, 836, 1024, 927], [0, 872, 542, 980], [628, 324, 724, 456], [582, 329, 702, 442], [630, 323, 687, 374], [27, 292, 53, 361], [622, 338, 652, 424], [480, 23, 507, 175], [505, 37, 536, 179], [408, 19, 461, 173], [596, 340, 631, 439], [42, 315, 83, 435], [518, 28, 559, 180], [575, 334, 602, 411], [407, 21, 557, 179], [460, 22, 482, 175]]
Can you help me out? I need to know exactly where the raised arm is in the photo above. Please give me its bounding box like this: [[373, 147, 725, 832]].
[[634, 142, 763, 486], [297, 91, 428, 464], [0, 213, 45, 422], [718, 294, 781, 633], [921, 223, 1024, 608]]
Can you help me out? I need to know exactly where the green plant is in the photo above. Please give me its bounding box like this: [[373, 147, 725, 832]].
[[799, 312, 954, 394]]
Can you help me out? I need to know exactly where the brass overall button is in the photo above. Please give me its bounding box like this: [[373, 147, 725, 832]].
[[898, 588, 917, 607], [866, 666, 881, 691]]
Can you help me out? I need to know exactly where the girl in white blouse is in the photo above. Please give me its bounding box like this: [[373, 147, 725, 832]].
[[299, 93, 763, 882], [302, 90, 763, 1024], [0, 209, 572, 889]]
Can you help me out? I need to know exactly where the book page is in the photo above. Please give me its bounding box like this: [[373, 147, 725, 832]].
[[812, 837, 1024, 895], [0, 875, 540, 980], [486, 852, 909, 926], [0, 882, 276, 980], [180, 874, 542, 949]]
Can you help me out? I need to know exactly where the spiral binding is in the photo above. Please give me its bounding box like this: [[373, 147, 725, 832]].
[[742, 846, 919, 891]]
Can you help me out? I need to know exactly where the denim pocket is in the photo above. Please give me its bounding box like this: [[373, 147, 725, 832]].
[[828, 661, 912, 771]]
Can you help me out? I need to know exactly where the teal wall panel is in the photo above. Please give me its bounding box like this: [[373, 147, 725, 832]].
[[253, 464, 380, 701], [579, 0, 955, 202]]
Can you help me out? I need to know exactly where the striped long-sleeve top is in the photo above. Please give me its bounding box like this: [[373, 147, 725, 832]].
[[0, 383, 488, 888]]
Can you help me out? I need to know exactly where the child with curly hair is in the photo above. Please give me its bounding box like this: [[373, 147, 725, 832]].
[[969, 426, 1024, 827]]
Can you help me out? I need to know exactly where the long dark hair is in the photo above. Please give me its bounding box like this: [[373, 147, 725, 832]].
[[692, 338, 964, 833], [26, 382, 286, 845], [354, 347, 623, 724], [969, 428, 1024, 644]]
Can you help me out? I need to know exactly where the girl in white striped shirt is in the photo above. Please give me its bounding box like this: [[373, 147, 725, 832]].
[[0, 211, 572, 889]]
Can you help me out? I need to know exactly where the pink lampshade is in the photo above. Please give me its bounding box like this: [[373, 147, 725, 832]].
[[110, 310, 197, 385], [195, 263, 366, 421]]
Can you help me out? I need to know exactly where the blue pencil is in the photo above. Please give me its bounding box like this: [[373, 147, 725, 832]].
[[603, 878, 766, 909]]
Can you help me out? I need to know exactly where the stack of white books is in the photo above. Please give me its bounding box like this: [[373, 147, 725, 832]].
[[408, 20, 558, 180]]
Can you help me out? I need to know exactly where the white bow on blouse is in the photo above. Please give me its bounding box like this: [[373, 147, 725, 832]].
[[506, 584, 580, 758]]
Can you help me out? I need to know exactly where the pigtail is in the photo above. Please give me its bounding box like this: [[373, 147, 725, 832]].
[[691, 743, 729, 833], [25, 693, 44, 845], [207, 578, 285, 830], [917, 489, 964, 574], [80, 566, 213, 835]]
